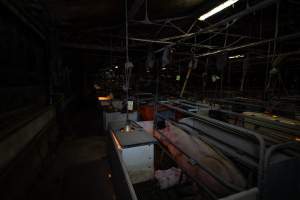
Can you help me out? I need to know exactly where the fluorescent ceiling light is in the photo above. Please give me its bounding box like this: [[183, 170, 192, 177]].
[[198, 0, 239, 21], [115, 65, 119, 69], [228, 54, 245, 59]]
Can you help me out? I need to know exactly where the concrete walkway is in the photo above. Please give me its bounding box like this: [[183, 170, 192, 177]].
[[28, 99, 115, 200]]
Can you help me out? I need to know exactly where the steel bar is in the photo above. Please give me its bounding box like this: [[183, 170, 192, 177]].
[[160, 33, 195, 42], [62, 39, 218, 52], [160, 30, 261, 42], [261, 141, 300, 200], [129, 37, 174, 44], [230, 49, 300, 63], [264, 141, 300, 173], [187, 19, 198, 34], [154, 120, 244, 192], [154, 140, 219, 200], [156, 113, 259, 169], [178, 0, 279, 44], [168, 21, 186, 34], [149, 15, 192, 23], [180, 67, 193, 97], [158, 102, 266, 185], [195, 32, 300, 57], [178, 121, 259, 169], [155, 0, 278, 53]]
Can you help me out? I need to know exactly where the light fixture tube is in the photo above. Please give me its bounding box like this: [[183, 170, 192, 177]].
[[228, 54, 245, 59], [198, 0, 239, 21]]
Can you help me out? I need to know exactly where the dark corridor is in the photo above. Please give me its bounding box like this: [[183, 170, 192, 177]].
[[28, 98, 115, 200]]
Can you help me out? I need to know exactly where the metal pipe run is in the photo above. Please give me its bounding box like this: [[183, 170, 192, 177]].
[[195, 32, 300, 57], [155, 0, 278, 53], [187, 0, 279, 41], [158, 102, 266, 185]]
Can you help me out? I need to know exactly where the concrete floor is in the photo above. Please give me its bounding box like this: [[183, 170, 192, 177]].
[[28, 99, 115, 200]]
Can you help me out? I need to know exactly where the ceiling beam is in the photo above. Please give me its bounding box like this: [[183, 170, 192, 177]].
[[195, 32, 300, 57], [180, 0, 279, 43], [155, 0, 279, 53]]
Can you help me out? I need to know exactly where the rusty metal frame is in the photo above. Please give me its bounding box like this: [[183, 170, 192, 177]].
[[152, 101, 267, 199]]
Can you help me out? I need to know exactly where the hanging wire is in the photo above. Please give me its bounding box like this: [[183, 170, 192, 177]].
[[221, 28, 229, 98], [264, 41, 272, 100], [125, 0, 132, 125], [272, 0, 280, 59], [125, 0, 129, 63], [110, 36, 113, 68], [145, 0, 150, 22]]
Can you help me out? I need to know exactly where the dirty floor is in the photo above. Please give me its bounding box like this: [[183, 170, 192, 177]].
[[28, 100, 115, 200]]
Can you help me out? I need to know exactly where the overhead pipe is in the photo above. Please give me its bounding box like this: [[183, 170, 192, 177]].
[[189, 0, 279, 40], [129, 37, 175, 45], [131, 38, 218, 49], [180, 66, 193, 97], [62, 38, 218, 52], [155, 0, 278, 53], [129, 37, 219, 49], [195, 32, 300, 57], [161, 30, 261, 42]]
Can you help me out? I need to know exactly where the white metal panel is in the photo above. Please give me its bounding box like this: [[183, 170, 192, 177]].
[[121, 144, 154, 184], [104, 112, 138, 131], [110, 132, 138, 200]]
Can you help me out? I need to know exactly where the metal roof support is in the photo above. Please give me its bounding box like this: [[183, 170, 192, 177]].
[[195, 32, 300, 57], [155, 0, 279, 53], [180, 0, 279, 43]]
